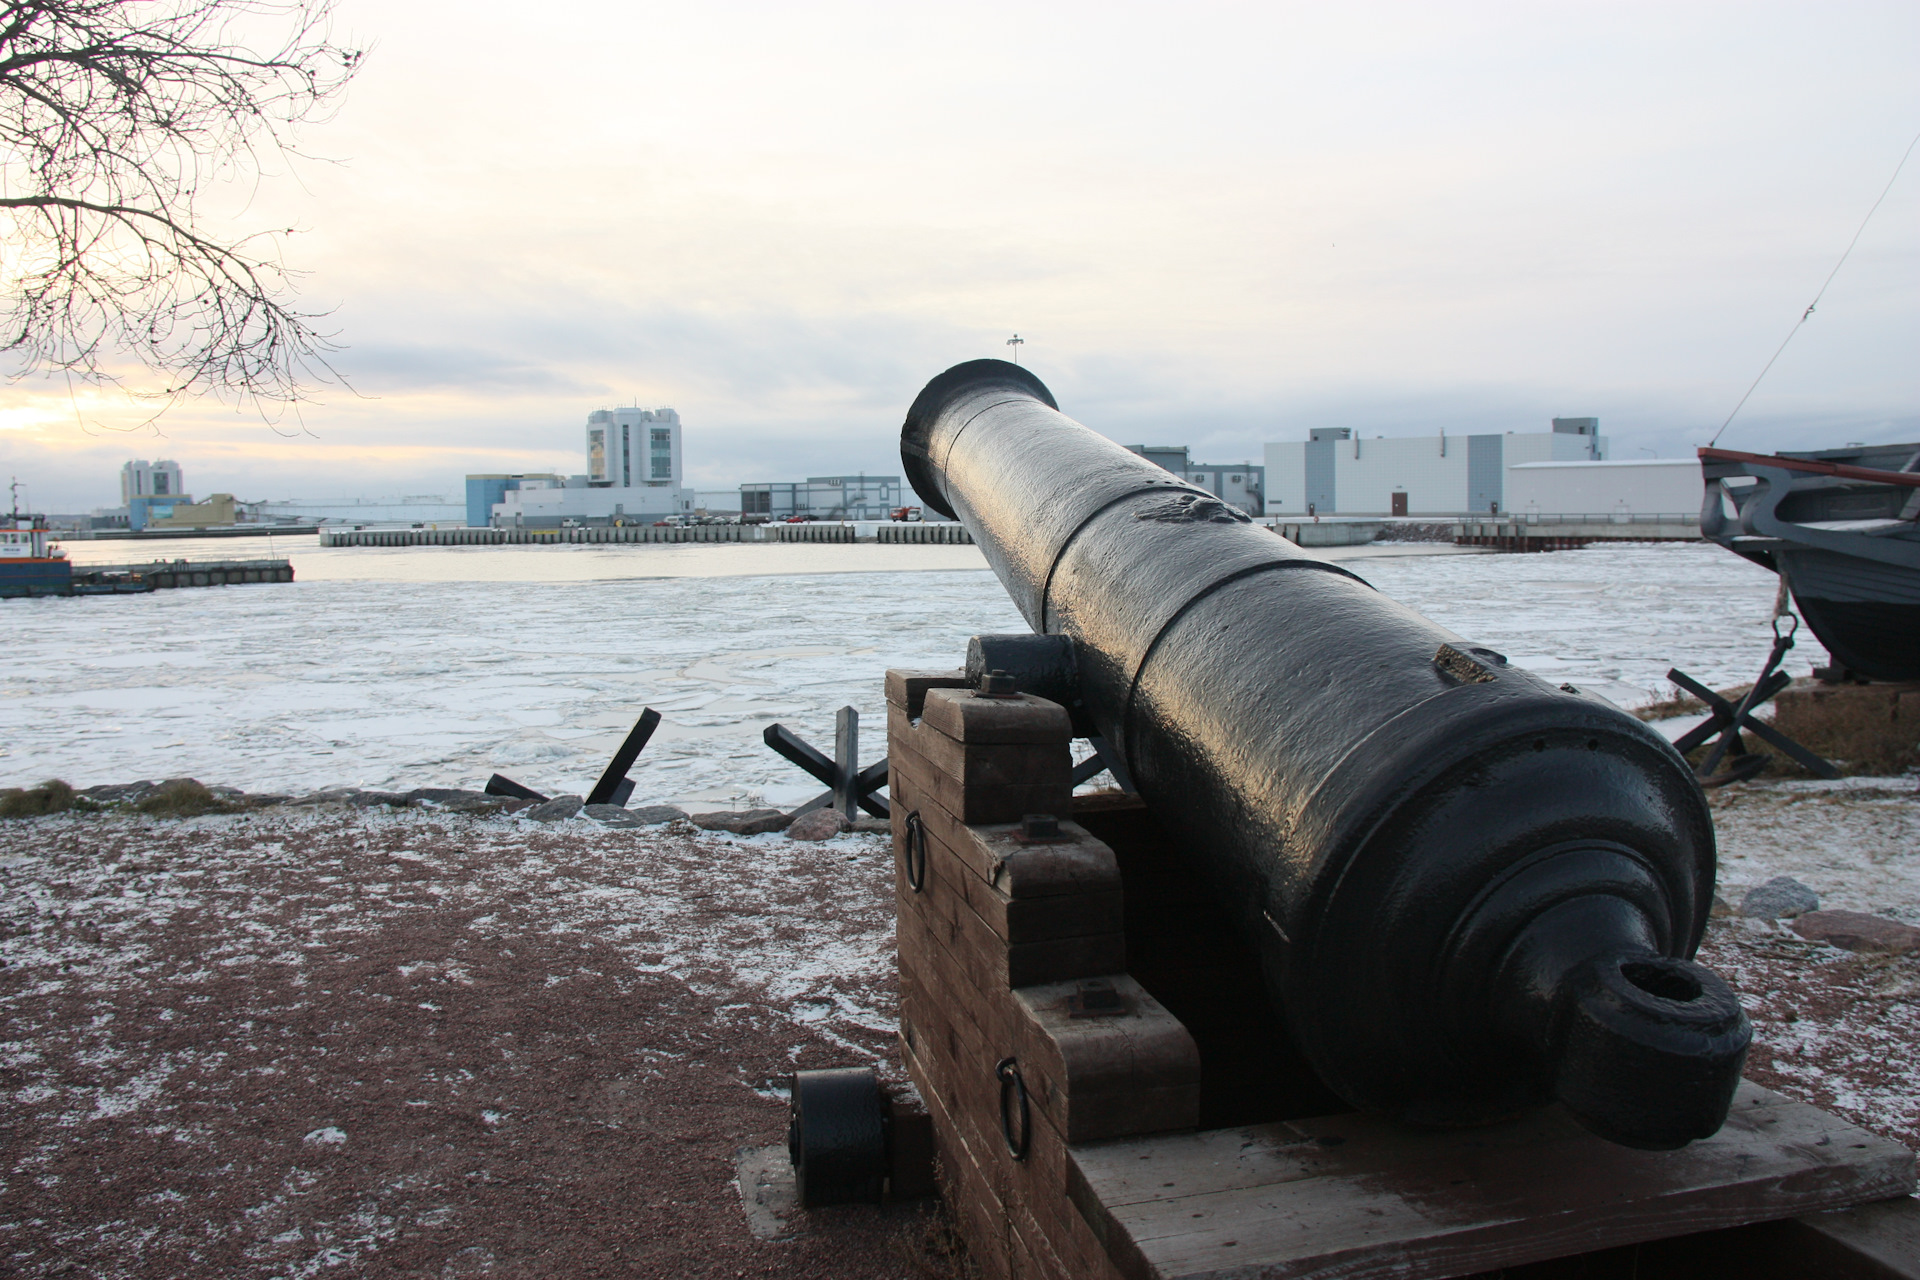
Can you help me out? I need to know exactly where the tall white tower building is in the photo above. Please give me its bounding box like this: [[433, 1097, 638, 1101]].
[[586, 408, 682, 490], [483, 406, 693, 527], [121, 459, 185, 504]]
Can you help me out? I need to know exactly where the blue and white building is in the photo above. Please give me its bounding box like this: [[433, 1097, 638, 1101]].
[[469, 408, 695, 527]]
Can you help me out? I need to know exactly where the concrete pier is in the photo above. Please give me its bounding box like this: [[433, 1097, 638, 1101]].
[[81, 559, 295, 589], [318, 523, 976, 547]]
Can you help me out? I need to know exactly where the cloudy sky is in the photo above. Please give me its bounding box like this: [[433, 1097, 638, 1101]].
[[4, 1, 1917, 510]]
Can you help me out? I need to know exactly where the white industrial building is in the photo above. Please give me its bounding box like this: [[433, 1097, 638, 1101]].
[[1127, 447, 1265, 516], [1264, 419, 1606, 516], [1506, 458, 1701, 518], [481, 407, 695, 527], [740, 476, 904, 521], [257, 496, 468, 525]]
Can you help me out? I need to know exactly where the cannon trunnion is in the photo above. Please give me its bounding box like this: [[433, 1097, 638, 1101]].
[[901, 359, 1746, 1149]]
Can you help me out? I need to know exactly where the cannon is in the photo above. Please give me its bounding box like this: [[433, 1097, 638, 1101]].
[[899, 359, 1749, 1151], [780, 360, 1914, 1277]]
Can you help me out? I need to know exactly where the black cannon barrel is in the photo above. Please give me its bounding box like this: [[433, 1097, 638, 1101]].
[[902, 360, 1749, 1149]]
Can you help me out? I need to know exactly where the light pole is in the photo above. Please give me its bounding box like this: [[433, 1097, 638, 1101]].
[[1005, 334, 1024, 365]]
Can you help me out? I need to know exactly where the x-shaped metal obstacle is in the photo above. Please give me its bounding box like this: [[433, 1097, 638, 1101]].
[[764, 707, 889, 819]]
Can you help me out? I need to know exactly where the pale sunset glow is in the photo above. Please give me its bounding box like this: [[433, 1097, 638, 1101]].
[[3, 1, 1916, 509]]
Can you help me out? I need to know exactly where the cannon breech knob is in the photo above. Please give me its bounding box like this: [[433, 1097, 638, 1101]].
[[1551, 953, 1751, 1150]]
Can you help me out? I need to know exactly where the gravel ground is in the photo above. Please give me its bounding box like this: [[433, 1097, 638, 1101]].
[[1701, 778, 1920, 1152], [0, 808, 944, 1280], [2, 778, 1915, 1278]]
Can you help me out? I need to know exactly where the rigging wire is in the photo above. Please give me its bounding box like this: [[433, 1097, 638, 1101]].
[[1708, 127, 1920, 447]]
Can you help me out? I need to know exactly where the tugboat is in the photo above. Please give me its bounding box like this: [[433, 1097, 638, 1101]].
[[0, 481, 73, 598], [1699, 443, 1920, 680]]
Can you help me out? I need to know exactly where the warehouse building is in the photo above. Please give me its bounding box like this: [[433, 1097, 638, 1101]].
[[1506, 457, 1701, 518], [1264, 419, 1606, 516], [739, 475, 903, 521], [1125, 446, 1265, 516]]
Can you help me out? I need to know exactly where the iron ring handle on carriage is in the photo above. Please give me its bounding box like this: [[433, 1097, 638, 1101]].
[[902, 810, 927, 893], [996, 1057, 1030, 1161]]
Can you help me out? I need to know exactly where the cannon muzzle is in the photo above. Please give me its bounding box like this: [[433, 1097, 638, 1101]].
[[901, 359, 1748, 1149]]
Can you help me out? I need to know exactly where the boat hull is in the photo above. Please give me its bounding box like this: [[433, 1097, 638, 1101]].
[[1776, 547, 1920, 680], [1700, 444, 1920, 681], [0, 557, 73, 597]]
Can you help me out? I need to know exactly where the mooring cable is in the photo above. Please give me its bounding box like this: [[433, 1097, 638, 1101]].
[[1708, 126, 1920, 447]]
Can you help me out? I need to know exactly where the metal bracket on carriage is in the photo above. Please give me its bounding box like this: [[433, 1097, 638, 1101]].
[[964, 633, 1137, 792], [1667, 619, 1836, 786], [763, 709, 890, 820], [485, 707, 661, 806]]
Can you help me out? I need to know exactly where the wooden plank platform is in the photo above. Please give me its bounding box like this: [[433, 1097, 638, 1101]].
[[1068, 1080, 1916, 1280]]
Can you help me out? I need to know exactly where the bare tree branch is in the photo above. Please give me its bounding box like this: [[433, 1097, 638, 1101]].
[[0, 0, 362, 412]]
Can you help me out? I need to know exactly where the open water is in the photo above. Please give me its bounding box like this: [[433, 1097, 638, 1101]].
[[12, 538, 1781, 806]]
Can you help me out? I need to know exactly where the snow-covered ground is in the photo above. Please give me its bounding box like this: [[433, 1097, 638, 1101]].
[[11, 539, 1787, 804]]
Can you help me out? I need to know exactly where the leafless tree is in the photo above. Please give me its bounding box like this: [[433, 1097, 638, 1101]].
[[0, 0, 362, 417]]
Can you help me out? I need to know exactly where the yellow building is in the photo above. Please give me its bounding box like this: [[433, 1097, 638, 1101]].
[[147, 493, 237, 529]]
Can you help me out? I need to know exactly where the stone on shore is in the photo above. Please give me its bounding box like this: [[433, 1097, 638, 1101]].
[[787, 809, 850, 841], [629, 804, 690, 825], [583, 803, 688, 828], [525, 795, 585, 822], [691, 808, 791, 835], [1741, 876, 1820, 920], [1791, 910, 1920, 955], [407, 787, 500, 813]]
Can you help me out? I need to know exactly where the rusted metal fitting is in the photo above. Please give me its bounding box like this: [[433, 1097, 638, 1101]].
[[1011, 813, 1066, 844], [976, 668, 1019, 698]]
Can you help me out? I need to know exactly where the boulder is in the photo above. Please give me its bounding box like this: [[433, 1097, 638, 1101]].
[[583, 803, 687, 827], [851, 816, 891, 835], [1740, 876, 1820, 920], [407, 788, 500, 814], [346, 790, 415, 808], [525, 795, 584, 822], [787, 809, 851, 841], [691, 808, 792, 835], [81, 781, 156, 804], [1790, 910, 1920, 955], [292, 789, 359, 806]]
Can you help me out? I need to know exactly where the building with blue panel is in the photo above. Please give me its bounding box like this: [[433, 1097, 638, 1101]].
[[1123, 446, 1265, 516], [465, 475, 563, 527], [1264, 419, 1606, 516], [466, 407, 692, 527]]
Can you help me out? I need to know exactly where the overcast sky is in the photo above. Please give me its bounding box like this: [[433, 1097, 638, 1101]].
[[4, 1, 1917, 510]]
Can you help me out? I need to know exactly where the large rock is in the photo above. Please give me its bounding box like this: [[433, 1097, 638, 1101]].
[[1791, 910, 1920, 954], [583, 803, 688, 828], [407, 788, 500, 813], [1740, 876, 1820, 920], [81, 781, 156, 804], [525, 795, 585, 822], [786, 809, 851, 841], [347, 790, 416, 808], [691, 808, 791, 835]]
